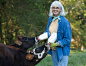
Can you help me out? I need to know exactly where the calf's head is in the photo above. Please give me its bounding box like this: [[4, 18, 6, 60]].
[[26, 43, 50, 62], [15, 35, 38, 51]]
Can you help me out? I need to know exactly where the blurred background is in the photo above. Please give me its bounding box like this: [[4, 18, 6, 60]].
[[0, 0, 86, 52]]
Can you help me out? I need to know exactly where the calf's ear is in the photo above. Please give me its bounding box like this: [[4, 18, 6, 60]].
[[26, 54, 34, 60], [15, 39, 22, 46], [17, 35, 22, 40]]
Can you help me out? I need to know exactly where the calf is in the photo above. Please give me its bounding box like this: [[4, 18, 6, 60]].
[[0, 43, 50, 66], [11, 35, 38, 52], [27, 43, 50, 66]]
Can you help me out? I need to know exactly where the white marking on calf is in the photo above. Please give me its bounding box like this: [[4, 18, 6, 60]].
[[33, 48, 45, 59], [35, 37, 38, 48]]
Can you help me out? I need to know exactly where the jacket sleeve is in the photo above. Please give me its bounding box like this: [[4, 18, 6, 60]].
[[58, 21, 72, 47]]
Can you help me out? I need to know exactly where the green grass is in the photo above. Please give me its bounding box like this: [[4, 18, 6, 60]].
[[36, 55, 53, 66], [36, 52, 86, 66]]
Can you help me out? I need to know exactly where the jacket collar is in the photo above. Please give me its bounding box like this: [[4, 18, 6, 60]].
[[50, 16, 62, 23]]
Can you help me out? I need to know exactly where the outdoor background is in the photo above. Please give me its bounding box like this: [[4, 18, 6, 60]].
[[0, 0, 86, 66]]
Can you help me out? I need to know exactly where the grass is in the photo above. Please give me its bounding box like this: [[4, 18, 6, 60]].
[[36, 51, 86, 66], [36, 55, 53, 66]]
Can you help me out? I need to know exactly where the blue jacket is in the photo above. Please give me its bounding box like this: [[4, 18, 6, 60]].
[[44, 16, 72, 62]]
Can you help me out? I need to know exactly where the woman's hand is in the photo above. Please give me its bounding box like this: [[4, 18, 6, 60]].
[[49, 42, 60, 47]]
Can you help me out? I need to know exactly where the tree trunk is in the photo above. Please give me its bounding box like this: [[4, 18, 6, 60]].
[[0, 17, 3, 42]]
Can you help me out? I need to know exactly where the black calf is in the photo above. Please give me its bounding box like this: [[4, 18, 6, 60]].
[[0, 43, 50, 66], [11, 35, 38, 52]]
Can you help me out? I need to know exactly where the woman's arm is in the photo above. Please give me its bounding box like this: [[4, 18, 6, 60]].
[[58, 21, 72, 47]]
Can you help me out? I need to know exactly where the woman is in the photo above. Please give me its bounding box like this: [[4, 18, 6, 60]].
[[38, 1, 71, 66]]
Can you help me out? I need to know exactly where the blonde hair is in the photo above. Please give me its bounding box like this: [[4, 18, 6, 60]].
[[49, 1, 66, 16]]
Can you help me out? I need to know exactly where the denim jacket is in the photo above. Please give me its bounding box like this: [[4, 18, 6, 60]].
[[44, 16, 72, 62]]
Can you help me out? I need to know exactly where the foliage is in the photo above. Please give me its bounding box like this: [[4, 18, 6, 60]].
[[63, 0, 86, 48], [0, 0, 86, 48], [0, 0, 48, 45]]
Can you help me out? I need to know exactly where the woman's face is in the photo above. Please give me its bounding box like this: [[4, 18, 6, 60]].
[[52, 5, 61, 17]]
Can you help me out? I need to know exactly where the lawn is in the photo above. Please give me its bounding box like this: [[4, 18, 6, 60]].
[[36, 51, 86, 66]]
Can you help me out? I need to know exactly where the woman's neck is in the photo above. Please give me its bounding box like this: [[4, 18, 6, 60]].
[[54, 15, 59, 17]]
